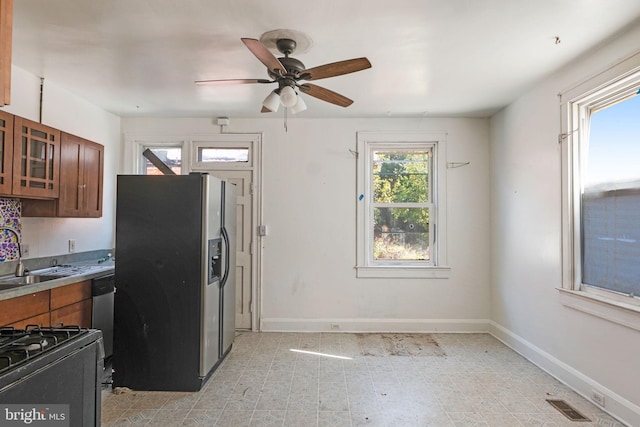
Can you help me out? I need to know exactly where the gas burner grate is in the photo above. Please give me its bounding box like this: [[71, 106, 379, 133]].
[[0, 326, 88, 373]]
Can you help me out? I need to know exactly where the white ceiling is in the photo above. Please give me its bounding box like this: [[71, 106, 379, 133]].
[[11, 0, 640, 119]]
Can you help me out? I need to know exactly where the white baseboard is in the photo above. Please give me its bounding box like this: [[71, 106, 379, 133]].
[[489, 321, 639, 427], [260, 317, 490, 333]]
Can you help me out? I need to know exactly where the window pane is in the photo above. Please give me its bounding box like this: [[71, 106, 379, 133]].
[[582, 94, 640, 296], [373, 151, 428, 203], [585, 95, 640, 186], [373, 207, 429, 260], [198, 148, 249, 163], [145, 148, 181, 175]]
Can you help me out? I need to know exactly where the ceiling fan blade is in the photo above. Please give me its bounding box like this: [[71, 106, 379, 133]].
[[261, 106, 272, 113], [299, 83, 353, 107], [241, 38, 287, 75], [195, 78, 272, 86], [301, 58, 371, 81]]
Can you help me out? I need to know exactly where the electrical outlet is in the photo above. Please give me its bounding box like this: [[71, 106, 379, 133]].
[[22, 243, 30, 257], [330, 323, 340, 330], [68, 239, 76, 253], [592, 390, 605, 407]]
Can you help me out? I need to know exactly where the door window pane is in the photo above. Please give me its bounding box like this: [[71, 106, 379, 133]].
[[144, 148, 182, 175]]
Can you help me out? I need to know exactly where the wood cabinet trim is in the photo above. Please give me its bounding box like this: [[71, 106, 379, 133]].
[[0, 109, 13, 194]]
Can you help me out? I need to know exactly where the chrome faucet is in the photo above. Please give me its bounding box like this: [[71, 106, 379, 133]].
[[0, 227, 26, 277]]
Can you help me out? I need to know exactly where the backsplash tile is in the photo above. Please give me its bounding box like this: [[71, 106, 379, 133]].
[[0, 198, 22, 262]]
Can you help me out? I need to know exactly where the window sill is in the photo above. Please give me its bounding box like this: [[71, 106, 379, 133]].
[[557, 288, 640, 332], [356, 266, 451, 279]]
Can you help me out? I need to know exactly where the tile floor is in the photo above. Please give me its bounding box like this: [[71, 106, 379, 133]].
[[101, 332, 625, 426]]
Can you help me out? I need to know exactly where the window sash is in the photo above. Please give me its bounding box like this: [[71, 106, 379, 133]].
[[367, 145, 434, 266], [355, 132, 448, 276], [568, 73, 640, 307]]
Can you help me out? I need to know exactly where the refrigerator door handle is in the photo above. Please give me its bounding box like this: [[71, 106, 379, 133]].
[[220, 226, 231, 288]]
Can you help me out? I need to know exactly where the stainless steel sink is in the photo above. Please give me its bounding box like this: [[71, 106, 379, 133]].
[[0, 264, 113, 291], [0, 274, 64, 287]]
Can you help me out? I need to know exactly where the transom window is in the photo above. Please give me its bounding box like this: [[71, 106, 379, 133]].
[[192, 141, 253, 170], [197, 147, 249, 163]]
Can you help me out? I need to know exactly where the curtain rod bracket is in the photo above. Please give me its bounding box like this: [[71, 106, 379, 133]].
[[447, 161, 470, 169]]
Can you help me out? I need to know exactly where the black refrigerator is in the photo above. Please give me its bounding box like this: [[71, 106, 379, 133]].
[[113, 173, 236, 391]]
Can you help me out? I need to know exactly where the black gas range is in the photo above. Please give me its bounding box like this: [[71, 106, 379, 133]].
[[0, 326, 104, 427]]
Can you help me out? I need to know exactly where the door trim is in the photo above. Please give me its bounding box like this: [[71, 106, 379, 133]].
[[124, 131, 263, 331]]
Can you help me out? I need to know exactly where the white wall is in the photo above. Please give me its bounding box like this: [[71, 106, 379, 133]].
[[122, 116, 491, 332], [489, 23, 640, 425], [2, 66, 120, 258]]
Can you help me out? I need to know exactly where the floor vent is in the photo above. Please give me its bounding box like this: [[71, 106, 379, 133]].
[[546, 399, 591, 422]]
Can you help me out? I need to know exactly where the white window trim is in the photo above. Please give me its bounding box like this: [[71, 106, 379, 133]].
[[356, 131, 449, 279], [559, 50, 640, 330]]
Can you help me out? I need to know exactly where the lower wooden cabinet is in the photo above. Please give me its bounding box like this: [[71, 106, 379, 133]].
[[9, 312, 51, 329], [0, 280, 92, 328], [51, 299, 91, 328], [50, 280, 91, 310], [0, 290, 50, 327]]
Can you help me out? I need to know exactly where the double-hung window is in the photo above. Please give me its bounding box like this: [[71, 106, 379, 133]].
[[356, 132, 448, 278], [560, 55, 640, 329]]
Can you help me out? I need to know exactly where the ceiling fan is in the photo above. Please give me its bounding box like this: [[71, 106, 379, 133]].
[[195, 36, 372, 114]]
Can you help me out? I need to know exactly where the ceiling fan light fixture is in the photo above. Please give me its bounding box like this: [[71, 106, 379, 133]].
[[279, 85, 298, 108], [290, 94, 307, 114], [262, 90, 280, 112]]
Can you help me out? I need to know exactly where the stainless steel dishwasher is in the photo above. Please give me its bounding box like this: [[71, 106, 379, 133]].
[[92, 274, 114, 359]]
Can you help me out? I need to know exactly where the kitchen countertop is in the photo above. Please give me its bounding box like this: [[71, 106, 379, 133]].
[[0, 261, 115, 302]]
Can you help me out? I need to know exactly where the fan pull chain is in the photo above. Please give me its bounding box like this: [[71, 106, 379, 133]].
[[284, 107, 288, 132]]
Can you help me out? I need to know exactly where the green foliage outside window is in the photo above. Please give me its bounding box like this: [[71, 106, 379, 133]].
[[372, 151, 430, 260]]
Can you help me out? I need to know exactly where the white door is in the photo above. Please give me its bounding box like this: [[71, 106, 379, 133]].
[[210, 169, 252, 329], [190, 135, 260, 330]]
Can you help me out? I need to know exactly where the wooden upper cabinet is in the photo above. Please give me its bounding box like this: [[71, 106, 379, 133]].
[[0, 0, 12, 106], [22, 132, 104, 217], [58, 132, 104, 217], [0, 109, 13, 194], [12, 116, 61, 198]]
